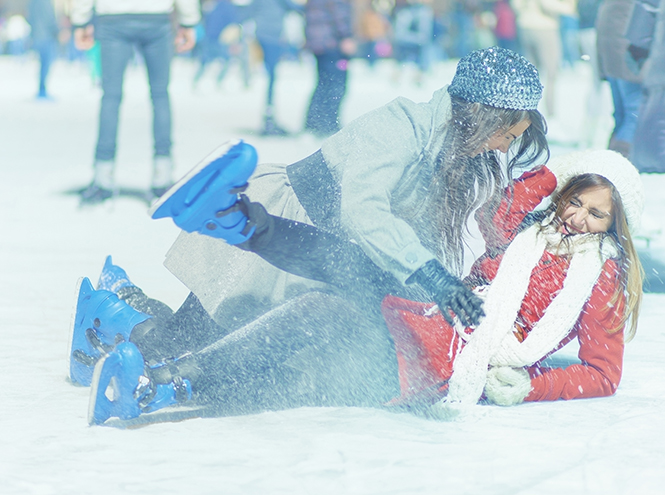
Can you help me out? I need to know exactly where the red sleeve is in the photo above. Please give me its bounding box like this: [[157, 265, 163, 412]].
[[476, 165, 557, 247], [525, 260, 625, 401]]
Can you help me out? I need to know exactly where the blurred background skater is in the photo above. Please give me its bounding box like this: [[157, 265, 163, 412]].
[[71, 0, 201, 205], [193, 0, 246, 89], [303, 0, 356, 137], [625, 0, 665, 173], [596, 0, 644, 158], [448, 0, 477, 58], [391, 0, 434, 86], [245, 0, 303, 136], [2, 12, 31, 56], [357, 0, 393, 68], [27, 0, 60, 100], [493, 0, 519, 53], [512, 0, 576, 134], [559, 11, 580, 69], [281, 5, 307, 61], [576, 0, 602, 147]]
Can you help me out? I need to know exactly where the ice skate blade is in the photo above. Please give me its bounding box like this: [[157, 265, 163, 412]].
[[67, 277, 86, 384], [68, 277, 97, 386], [88, 351, 112, 425]]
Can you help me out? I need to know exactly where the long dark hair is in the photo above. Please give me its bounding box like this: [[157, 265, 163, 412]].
[[426, 96, 549, 275]]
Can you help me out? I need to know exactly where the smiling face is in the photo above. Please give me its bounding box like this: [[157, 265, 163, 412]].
[[477, 120, 532, 155], [558, 185, 614, 235]]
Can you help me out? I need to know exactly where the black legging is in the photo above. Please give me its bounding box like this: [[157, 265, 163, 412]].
[[234, 150, 428, 309], [243, 216, 406, 304], [187, 291, 400, 415], [122, 288, 400, 415], [121, 288, 228, 363]]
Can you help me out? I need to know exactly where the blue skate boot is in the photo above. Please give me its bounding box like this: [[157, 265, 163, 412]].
[[97, 255, 134, 293], [88, 341, 193, 425], [149, 140, 258, 245], [68, 277, 152, 387]]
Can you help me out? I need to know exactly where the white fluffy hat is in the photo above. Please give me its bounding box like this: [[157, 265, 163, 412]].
[[546, 150, 644, 235]]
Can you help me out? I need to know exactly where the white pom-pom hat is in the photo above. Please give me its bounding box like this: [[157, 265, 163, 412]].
[[546, 149, 644, 235]]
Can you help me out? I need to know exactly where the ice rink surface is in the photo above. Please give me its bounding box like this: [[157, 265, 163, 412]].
[[1, 53, 664, 494]]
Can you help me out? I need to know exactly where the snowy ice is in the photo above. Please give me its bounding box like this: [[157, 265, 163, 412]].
[[1, 54, 664, 494]]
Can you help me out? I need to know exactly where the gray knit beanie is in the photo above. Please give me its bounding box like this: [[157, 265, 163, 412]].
[[448, 47, 543, 111]]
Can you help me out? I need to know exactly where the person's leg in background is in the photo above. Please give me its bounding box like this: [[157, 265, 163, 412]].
[[577, 27, 604, 147], [535, 29, 561, 119], [81, 18, 134, 204], [138, 16, 174, 197], [305, 50, 348, 137], [35, 38, 56, 98], [258, 39, 288, 136], [607, 76, 644, 157]]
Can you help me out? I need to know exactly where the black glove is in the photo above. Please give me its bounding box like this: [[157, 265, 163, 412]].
[[407, 259, 484, 327], [626, 44, 649, 74], [628, 44, 650, 63]]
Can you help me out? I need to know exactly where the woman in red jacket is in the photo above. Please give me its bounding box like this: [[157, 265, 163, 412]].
[[383, 149, 644, 414]]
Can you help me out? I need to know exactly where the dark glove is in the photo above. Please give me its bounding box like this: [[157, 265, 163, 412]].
[[626, 44, 650, 74], [235, 194, 275, 251], [628, 44, 650, 63], [407, 259, 484, 327]]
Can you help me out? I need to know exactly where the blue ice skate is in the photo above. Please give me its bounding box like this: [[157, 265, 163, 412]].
[[97, 255, 134, 293], [68, 277, 151, 386], [88, 341, 192, 425], [149, 140, 258, 245]]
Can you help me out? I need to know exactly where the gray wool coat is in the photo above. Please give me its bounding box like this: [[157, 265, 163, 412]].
[[164, 88, 455, 322], [627, 0, 665, 88], [596, 0, 644, 83]]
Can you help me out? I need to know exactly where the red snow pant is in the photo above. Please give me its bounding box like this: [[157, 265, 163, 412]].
[[381, 295, 466, 407]]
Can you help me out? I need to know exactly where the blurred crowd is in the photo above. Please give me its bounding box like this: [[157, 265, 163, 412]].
[[1, 0, 664, 175], [0, 0, 605, 74]]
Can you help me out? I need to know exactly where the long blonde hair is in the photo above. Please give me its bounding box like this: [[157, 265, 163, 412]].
[[547, 174, 643, 340]]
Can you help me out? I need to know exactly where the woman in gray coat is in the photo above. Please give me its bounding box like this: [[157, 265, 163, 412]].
[[152, 47, 548, 331]]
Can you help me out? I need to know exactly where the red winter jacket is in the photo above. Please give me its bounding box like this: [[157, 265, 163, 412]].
[[383, 166, 626, 403], [473, 165, 625, 401]]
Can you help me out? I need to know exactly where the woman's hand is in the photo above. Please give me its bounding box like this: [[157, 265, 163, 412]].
[[74, 25, 95, 51], [175, 27, 196, 53]]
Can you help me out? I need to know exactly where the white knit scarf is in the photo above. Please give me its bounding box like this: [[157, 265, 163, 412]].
[[445, 221, 616, 406]]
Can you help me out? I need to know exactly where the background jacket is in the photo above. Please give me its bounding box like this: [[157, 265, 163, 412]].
[[320, 86, 457, 283], [304, 0, 353, 54], [626, 0, 665, 87], [596, 0, 644, 83], [28, 0, 59, 42], [511, 0, 577, 30], [70, 0, 201, 27], [245, 0, 302, 45]]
